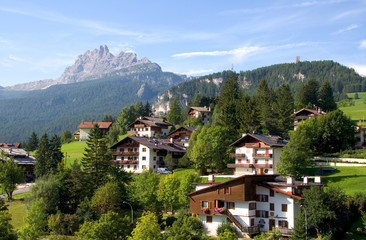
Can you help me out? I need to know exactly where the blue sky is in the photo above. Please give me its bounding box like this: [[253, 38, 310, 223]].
[[0, 0, 365, 87]]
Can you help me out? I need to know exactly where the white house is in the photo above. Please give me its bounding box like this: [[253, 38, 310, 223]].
[[227, 133, 287, 176], [127, 117, 172, 138], [110, 136, 186, 173], [188, 174, 322, 237], [187, 106, 212, 124], [77, 122, 112, 141]]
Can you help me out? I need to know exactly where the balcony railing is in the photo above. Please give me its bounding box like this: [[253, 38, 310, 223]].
[[127, 131, 137, 134], [226, 210, 260, 235], [253, 153, 273, 158], [253, 164, 273, 168], [276, 228, 294, 236], [245, 143, 260, 148], [229, 153, 246, 158], [134, 124, 145, 128], [111, 151, 139, 156], [227, 163, 254, 168]]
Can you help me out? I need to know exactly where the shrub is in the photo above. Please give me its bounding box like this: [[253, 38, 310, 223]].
[[216, 222, 237, 236]]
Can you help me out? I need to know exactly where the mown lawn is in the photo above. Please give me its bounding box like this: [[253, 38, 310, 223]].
[[61, 141, 87, 166], [8, 198, 27, 230], [340, 92, 366, 121], [305, 166, 366, 196]]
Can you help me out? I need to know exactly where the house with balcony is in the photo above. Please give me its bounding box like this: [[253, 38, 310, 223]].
[[0, 147, 35, 179], [167, 126, 196, 147], [110, 136, 186, 173], [188, 174, 323, 237], [227, 133, 287, 176], [187, 106, 212, 124], [127, 117, 172, 138], [77, 122, 112, 141], [291, 108, 325, 130]]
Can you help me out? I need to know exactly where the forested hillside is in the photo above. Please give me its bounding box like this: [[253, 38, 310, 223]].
[[0, 70, 185, 142], [153, 61, 366, 112]]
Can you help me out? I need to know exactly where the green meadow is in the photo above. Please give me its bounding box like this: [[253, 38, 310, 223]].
[[340, 92, 366, 121]]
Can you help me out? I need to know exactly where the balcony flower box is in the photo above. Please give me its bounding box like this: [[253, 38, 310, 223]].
[[113, 160, 118, 163], [131, 160, 137, 164], [214, 207, 226, 213], [201, 208, 209, 213], [123, 160, 129, 164]]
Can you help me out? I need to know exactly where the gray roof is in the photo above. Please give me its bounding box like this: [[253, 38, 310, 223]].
[[188, 106, 211, 113], [111, 136, 186, 153], [168, 126, 196, 136], [0, 148, 35, 165], [128, 117, 173, 128], [230, 133, 287, 147]]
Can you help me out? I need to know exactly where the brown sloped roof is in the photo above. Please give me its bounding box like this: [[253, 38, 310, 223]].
[[77, 122, 112, 129], [110, 136, 186, 153], [167, 126, 196, 137], [0, 143, 20, 148], [230, 133, 287, 148], [291, 108, 326, 117], [128, 117, 173, 128]]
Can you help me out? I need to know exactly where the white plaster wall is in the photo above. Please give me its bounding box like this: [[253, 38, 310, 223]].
[[79, 128, 91, 141], [199, 214, 227, 236], [139, 144, 150, 172]]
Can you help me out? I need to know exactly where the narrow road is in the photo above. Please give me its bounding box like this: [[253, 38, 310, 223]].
[[0, 184, 33, 198]]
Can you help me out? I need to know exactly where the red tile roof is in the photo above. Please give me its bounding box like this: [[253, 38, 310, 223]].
[[0, 143, 20, 148], [77, 122, 112, 129]]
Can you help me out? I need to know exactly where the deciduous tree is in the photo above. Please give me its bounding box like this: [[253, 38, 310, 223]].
[[0, 158, 24, 200], [130, 212, 162, 240], [158, 173, 180, 213], [19, 198, 48, 240]]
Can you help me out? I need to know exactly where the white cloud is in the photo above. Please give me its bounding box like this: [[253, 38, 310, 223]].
[[8, 54, 26, 62], [181, 69, 214, 76], [348, 64, 366, 76], [332, 8, 366, 21], [334, 24, 359, 34], [172, 46, 264, 58], [360, 40, 366, 49]]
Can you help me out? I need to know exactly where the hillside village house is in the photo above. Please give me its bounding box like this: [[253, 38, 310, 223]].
[[167, 126, 196, 147], [127, 117, 172, 138], [0, 147, 35, 179], [110, 135, 185, 173], [227, 133, 287, 176], [77, 122, 112, 141], [188, 174, 323, 237], [187, 106, 212, 124], [291, 107, 326, 130]]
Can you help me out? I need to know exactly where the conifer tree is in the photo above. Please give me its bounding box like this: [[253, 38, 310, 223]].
[[192, 93, 201, 107], [47, 134, 63, 174], [236, 95, 260, 134], [275, 84, 294, 137], [167, 96, 183, 125], [213, 74, 240, 132], [81, 124, 111, 188], [26, 132, 39, 151], [143, 101, 152, 117], [318, 80, 337, 112], [34, 133, 50, 178], [296, 79, 319, 109], [292, 210, 306, 240], [256, 78, 277, 134]]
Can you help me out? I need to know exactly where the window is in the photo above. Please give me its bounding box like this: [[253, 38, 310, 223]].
[[249, 202, 256, 210], [224, 187, 231, 195], [206, 216, 212, 223], [127, 165, 130, 169], [270, 189, 274, 197], [278, 220, 288, 228], [270, 203, 274, 211], [257, 194, 269, 202], [282, 204, 287, 212], [255, 159, 258, 163], [256, 210, 268, 218], [142, 156, 146, 160], [202, 201, 208, 208], [237, 159, 242, 163], [227, 202, 235, 210], [153, 157, 156, 161], [134, 165, 137, 169], [154, 165, 156, 168], [142, 148, 146, 152], [246, 159, 250, 163], [142, 165, 146, 169], [145, 128, 148, 131], [250, 218, 255, 226]]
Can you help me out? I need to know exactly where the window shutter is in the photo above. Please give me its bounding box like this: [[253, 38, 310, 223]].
[[255, 195, 259, 201], [254, 203, 256, 209], [200, 201, 203, 207], [228, 187, 231, 195], [265, 195, 268, 202], [217, 189, 219, 194], [256, 210, 260, 217], [265, 211, 269, 218], [215, 200, 218, 208]]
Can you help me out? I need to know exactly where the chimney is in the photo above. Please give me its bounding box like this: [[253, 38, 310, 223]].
[[287, 176, 295, 192], [208, 175, 215, 183], [315, 176, 322, 183], [170, 138, 174, 143]]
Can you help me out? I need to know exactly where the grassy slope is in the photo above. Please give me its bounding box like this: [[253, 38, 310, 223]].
[[340, 92, 366, 121], [305, 166, 366, 196], [9, 198, 26, 230], [61, 141, 87, 166]]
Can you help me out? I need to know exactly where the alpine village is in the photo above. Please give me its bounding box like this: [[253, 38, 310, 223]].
[[1, 45, 366, 240]]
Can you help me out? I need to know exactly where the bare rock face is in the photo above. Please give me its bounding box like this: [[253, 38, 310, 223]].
[[56, 45, 151, 84], [6, 45, 158, 91]]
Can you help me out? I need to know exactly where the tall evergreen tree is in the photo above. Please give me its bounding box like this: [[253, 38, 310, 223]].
[[256, 78, 277, 134], [191, 93, 201, 107], [213, 74, 240, 132], [47, 134, 63, 174], [296, 79, 319, 109], [167, 96, 183, 125], [318, 80, 337, 112], [292, 210, 306, 240], [275, 84, 294, 138], [81, 124, 112, 188], [34, 133, 50, 178], [237, 95, 260, 134], [143, 101, 152, 117], [26, 132, 39, 151]]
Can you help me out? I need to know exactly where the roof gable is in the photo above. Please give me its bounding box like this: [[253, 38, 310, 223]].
[[291, 108, 326, 117], [230, 133, 287, 148]]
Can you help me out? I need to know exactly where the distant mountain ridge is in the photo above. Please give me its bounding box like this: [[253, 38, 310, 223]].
[[153, 61, 366, 113], [5, 45, 159, 91]]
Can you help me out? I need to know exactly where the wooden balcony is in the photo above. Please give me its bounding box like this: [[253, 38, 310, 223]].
[[134, 124, 145, 128], [127, 131, 137, 134], [111, 151, 139, 156], [253, 164, 273, 168], [253, 153, 273, 158], [227, 164, 253, 168], [245, 143, 260, 148], [229, 153, 246, 158]]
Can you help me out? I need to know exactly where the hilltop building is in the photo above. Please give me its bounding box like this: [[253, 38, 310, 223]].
[[77, 122, 112, 141], [187, 106, 212, 124], [188, 174, 323, 237], [227, 133, 287, 176], [291, 108, 325, 130]]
